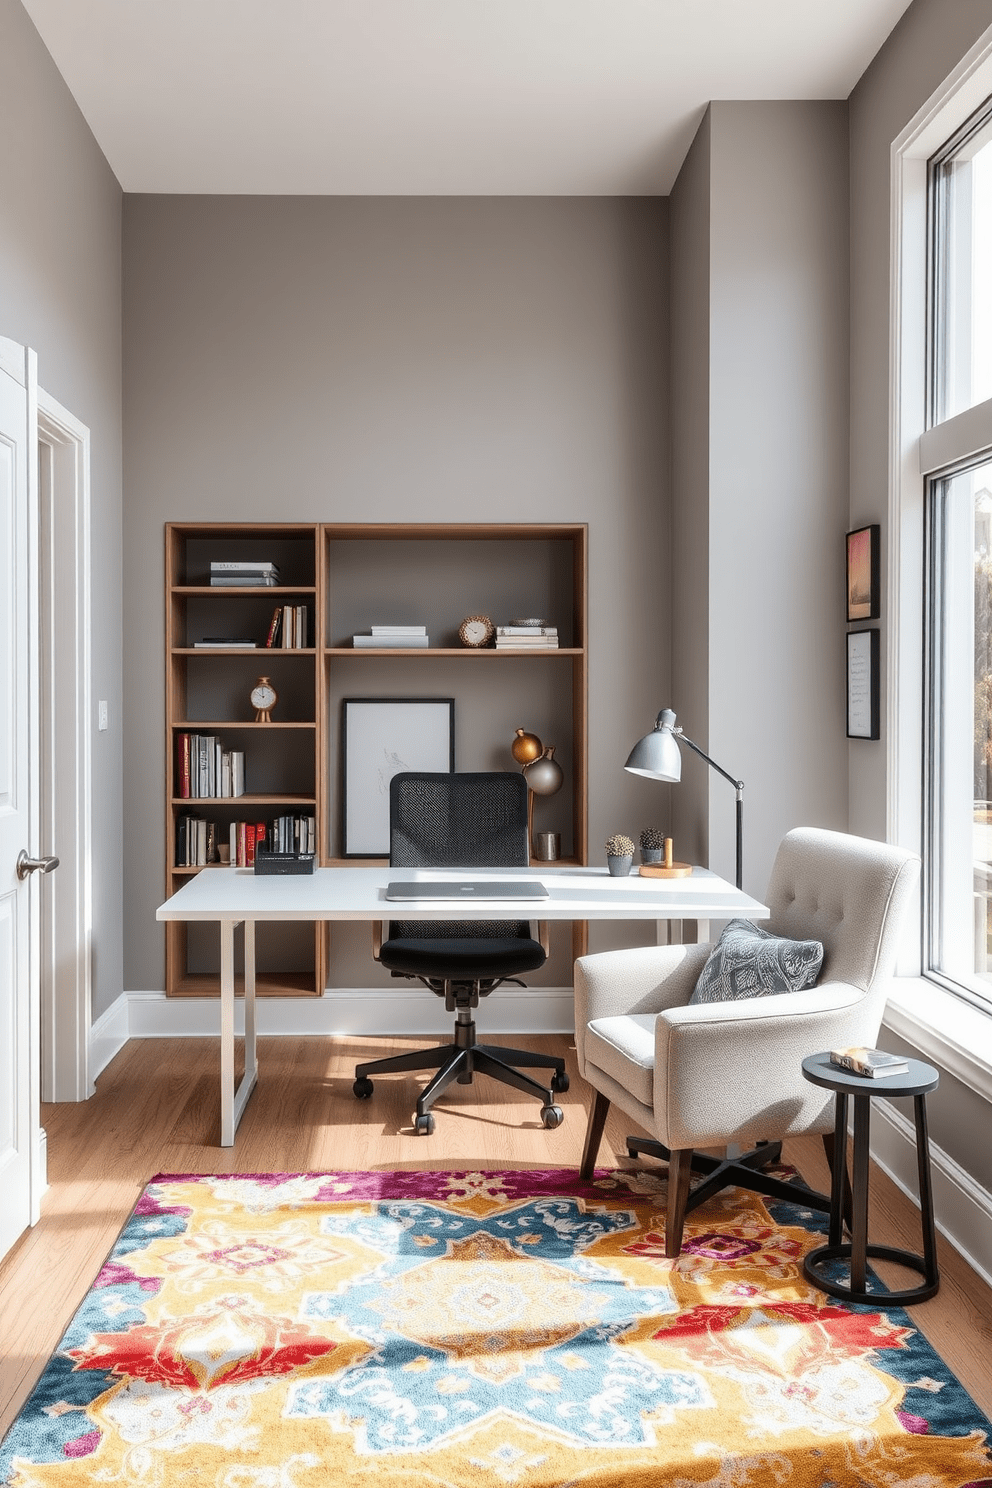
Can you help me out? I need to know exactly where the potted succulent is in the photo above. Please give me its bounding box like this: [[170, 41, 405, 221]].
[[605, 833, 635, 876], [639, 826, 666, 865]]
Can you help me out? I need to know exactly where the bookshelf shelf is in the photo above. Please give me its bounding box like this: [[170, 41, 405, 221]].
[[172, 721, 317, 730], [172, 585, 318, 596], [171, 794, 317, 807], [323, 647, 583, 657], [174, 648, 317, 656], [166, 521, 588, 997]]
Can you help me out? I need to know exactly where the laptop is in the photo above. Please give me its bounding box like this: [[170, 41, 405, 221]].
[[385, 879, 549, 902]]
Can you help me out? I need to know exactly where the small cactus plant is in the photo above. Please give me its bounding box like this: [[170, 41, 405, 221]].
[[639, 827, 666, 850], [605, 833, 635, 858]]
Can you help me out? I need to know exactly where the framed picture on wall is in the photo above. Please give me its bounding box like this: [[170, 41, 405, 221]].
[[846, 524, 880, 622], [341, 697, 455, 856], [846, 629, 880, 740]]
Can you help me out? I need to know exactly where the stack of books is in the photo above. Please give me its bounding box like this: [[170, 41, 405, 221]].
[[266, 605, 309, 648], [176, 733, 246, 798], [353, 625, 430, 648], [209, 561, 280, 588], [495, 624, 559, 650]]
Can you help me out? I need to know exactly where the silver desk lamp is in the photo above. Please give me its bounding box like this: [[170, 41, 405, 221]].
[[624, 708, 745, 890]]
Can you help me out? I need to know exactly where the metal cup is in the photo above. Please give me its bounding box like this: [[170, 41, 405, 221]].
[[534, 832, 560, 861]]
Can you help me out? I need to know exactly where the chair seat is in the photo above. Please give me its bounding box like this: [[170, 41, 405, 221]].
[[380, 936, 546, 981], [587, 1015, 656, 1106]]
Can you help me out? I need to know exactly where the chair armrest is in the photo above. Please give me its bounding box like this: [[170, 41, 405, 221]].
[[574, 942, 711, 1072], [653, 979, 881, 1149]]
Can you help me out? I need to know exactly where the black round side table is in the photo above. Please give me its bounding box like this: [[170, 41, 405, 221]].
[[801, 1050, 940, 1306]]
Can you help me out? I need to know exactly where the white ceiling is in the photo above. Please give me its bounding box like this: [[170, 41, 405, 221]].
[[22, 0, 913, 195]]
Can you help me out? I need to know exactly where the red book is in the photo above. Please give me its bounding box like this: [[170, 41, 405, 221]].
[[255, 822, 266, 854], [177, 733, 191, 798], [246, 824, 257, 866], [265, 607, 281, 647]]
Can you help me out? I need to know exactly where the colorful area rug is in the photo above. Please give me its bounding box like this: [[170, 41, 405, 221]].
[[3, 1168, 992, 1487]]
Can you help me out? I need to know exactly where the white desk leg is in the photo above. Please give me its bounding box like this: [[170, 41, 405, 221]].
[[219, 917, 259, 1148], [656, 919, 710, 947], [220, 919, 237, 1147], [237, 919, 259, 1129]]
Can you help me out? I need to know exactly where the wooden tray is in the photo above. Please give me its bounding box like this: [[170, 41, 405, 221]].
[[639, 861, 692, 878]]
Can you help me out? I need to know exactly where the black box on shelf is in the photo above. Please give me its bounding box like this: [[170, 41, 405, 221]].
[[254, 850, 316, 876]]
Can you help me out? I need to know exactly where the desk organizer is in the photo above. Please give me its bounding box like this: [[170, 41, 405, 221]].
[[254, 851, 316, 876]]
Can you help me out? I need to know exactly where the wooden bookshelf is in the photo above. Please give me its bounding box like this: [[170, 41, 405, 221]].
[[165, 523, 325, 997], [165, 521, 589, 996]]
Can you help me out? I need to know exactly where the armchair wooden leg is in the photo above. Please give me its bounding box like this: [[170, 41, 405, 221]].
[[580, 1090, 610, 1180], [666, 1149, 693, 1258], [822, 1131, 854, 1233]]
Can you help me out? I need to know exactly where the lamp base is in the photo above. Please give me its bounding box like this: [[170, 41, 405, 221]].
[[639, 862, 692, 878]]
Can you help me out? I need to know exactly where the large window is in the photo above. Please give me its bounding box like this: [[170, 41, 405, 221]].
[[926, 96, 992, 1008]]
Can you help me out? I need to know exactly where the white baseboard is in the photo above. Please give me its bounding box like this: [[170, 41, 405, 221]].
[[121, 987, 577, 1040], [89, 993, 131, 1081], [869, 1096, 992, 1290]]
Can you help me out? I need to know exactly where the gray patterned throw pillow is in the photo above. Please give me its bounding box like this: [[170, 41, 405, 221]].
[[689, 918, 823, 1005]]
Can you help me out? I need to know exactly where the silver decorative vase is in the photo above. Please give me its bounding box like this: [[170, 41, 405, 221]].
[[607, 854, 633, 876], [522, 745, 564, 797]]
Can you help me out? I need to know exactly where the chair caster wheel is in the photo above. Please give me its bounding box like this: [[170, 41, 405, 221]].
[[551, 1070, 569, 1093], [414, 1113, 435, 1135], [541, 1104, 564, 1130], [353, 1077, 374, 1099]]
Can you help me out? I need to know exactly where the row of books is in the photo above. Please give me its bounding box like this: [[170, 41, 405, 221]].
[[495, 624, 559, 650], [353, 625, 429, 648], [175, 813, 316, 868], [176, 734, 246, 799], [188, 604, 310, 650], [266, 605, 309, 648], [210, 560, 280, 588]]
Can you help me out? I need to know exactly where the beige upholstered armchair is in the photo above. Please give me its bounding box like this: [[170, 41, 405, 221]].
[[576, 827, 921, 1257]]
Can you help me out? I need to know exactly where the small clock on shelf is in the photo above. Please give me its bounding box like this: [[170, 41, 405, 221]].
[[250, 676, 278, 723], [458, 615, 495, 648]]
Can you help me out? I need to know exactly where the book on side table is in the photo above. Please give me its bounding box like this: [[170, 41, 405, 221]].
[[829, 1046, 910, 1078]]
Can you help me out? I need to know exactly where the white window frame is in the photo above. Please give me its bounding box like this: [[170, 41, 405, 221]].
[[886, 23, 992, 1098]]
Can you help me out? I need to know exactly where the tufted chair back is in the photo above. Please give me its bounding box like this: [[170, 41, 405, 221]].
[[765, 827, 919, 996]]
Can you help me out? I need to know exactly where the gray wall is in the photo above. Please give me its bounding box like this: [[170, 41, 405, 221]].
[[667, 102, 851, 897], [0, 0, 123, 1020], [848, 0, 992, 1186], [667, 110, 711, 872], [122, 195, 670, 991]]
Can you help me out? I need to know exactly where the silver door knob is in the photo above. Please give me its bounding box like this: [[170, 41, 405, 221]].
[[16, 850, 59, 881]]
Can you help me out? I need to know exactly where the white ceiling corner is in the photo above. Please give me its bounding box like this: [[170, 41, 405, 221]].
[[21, 0, 914, 194]]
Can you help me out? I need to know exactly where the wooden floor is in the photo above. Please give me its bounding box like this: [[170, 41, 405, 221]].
[[2, 1032, 992, 1439]]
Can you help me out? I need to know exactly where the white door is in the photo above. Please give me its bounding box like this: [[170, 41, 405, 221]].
[[0, 336, 42, 1261]]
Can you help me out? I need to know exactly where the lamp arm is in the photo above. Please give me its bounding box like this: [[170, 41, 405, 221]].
[[677, 731, 744, 892], [677, 732, 744, 793]]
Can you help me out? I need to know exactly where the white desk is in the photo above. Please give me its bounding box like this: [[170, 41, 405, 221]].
[[156, 864, 769, 1145]]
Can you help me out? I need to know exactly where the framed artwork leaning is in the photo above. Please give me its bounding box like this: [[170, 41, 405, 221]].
[[341, 697, 455, 856], [846, 524, 880, 622]]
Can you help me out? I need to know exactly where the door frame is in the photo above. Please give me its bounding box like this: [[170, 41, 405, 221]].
[[37, 391, 92, 1102]]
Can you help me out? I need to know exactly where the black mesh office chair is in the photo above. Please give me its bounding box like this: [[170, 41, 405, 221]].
[[352, 772, 568, 1135]]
